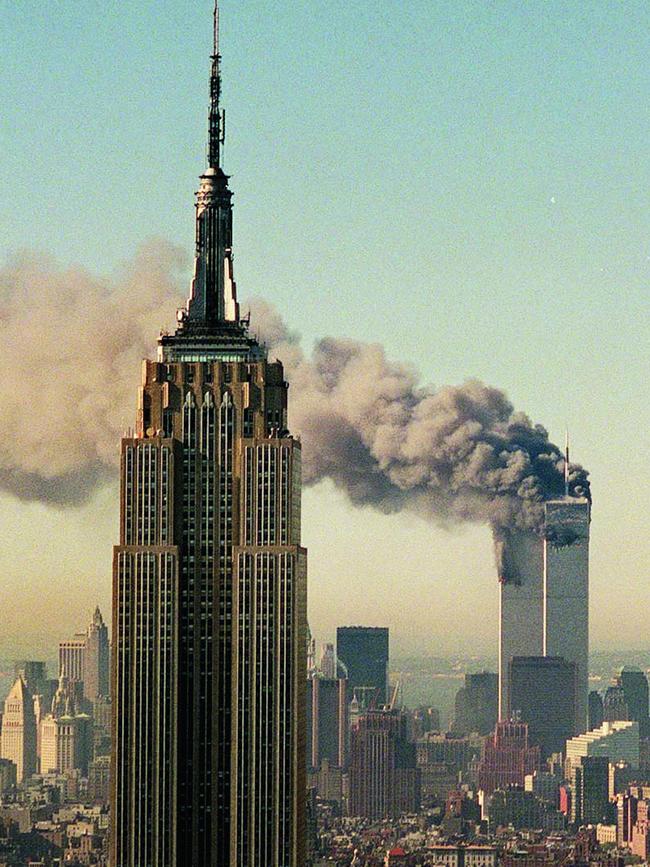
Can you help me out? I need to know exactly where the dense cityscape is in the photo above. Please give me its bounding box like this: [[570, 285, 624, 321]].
[[1, 2, 647, 867], [5, 623, 650, 865]]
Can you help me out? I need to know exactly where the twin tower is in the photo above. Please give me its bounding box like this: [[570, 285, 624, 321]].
[[499, 495, 591, 734]]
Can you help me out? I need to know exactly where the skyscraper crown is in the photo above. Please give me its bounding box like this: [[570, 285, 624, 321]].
[[159, 1, 263, 363]]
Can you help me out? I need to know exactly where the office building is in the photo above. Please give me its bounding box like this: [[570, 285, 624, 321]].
[[543, 497, 590, 732], [508, 656, 576, 757], [498, 494, 590, 731], [453, 672, 498, 735], [13, 662, 47, 698], [59, 608, 109, 703], [425, 845, 497, 867], [307, 676, 347, 772], [416, 733, 483, 801], [487, 788, 546, 831], [40, 675, 92, 777], [412, 706, 442, 738], [498, 531, 544, 718], [617, 785, 650, 849], [59, 636, 86, 684], [336, 626, 389, 707], [619, 668, 650, 737], [83, 607, 109, 702], [571, 756, 609, 825], [349, 709, 420, 818], [88, 755, 111, 805], [110, 5, 307, 865], [524, 770, 562, 806], [477, 721, 540, 797], [0, 677, 37, 783], [589, 691, 604, 731], [603, 684, 629, 722], [319, 643, 336, 679], [565, 721, 640, 771]]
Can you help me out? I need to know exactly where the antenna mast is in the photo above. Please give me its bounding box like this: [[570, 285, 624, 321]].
[[564, 429, 570, 497], [208, 0, 225, 168]]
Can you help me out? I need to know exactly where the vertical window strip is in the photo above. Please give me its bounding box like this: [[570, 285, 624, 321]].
[[125, 447, 134, 545]]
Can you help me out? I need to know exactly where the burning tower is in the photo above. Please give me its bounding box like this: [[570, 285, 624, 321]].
[[499, 437, 590, 732]]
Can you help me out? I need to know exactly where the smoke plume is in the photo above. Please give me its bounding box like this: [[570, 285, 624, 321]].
[[0, 243, 590, 536]]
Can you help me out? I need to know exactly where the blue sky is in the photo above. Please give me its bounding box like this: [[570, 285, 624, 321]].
[[1, 0, 649, 657]]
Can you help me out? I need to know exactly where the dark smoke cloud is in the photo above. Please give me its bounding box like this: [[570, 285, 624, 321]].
[[252, 300, 590, 535], [0, 244, 590, 532]]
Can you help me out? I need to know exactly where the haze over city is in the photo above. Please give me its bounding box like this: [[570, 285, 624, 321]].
[[2, 0, 649, 658]]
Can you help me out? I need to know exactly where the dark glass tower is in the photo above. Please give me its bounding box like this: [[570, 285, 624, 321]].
[[336, 626, 389, 708], [508, 656, 577, 758], [620, 667, 650, 737], [110, 5, 307, 865]]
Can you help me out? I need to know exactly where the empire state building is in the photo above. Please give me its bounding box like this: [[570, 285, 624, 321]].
[[110, 5, 308, 865]]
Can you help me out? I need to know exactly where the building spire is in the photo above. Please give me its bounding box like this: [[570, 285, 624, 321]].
[[564, 429, 570, 497], [171, 0, 241, 333], [208, 0, 225, 169]]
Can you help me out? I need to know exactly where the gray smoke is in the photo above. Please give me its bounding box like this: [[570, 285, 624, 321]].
[[0, 241, 184, 504], [0, 244, 590, 540]]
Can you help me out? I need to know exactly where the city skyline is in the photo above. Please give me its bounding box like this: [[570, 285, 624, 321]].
[[1, 0, 650, 658], [3, 4, 650, 864]]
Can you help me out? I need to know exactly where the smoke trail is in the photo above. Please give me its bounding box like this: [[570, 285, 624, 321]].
[[0, 244, 590, 535], [251, 300, 590, 535], [0, 242, 184, 504]]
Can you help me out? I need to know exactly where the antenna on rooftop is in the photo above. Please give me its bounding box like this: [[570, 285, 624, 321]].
[[564, 429, 570, 498]]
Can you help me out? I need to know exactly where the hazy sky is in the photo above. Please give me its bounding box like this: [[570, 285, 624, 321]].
[[1, 0, 649, 659]]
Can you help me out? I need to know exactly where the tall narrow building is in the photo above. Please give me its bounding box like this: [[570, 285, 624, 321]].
[[0, 676, 37, 783], [543, 495, 590, 732], [336, 626, 389, 707], [110, 5, 307, 866], [498, 482, 590, 731], [83, 606, 110, 702]]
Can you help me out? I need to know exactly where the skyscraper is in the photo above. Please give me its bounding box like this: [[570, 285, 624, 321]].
[[59, 608, 109, 704], [498, 530, 544, 718], [336, 626, 389, 707], [319, 643, 336, 679], [83, 606, 109, 702], [508, 656, 577, 758], [40, 674, 92, 776], [498, 491, 590, 731], [349, 709, 420, 819], [589, 690, 604, 731], [543, 496, 590, 732], [476, 721, 540, 797], [0, 677, 37, 783], [307, 675, 347, 771], [110, 5, 307, 866], [571, 756, 609, 825], [13, 661, 47, 698], [619, 667, 650, 737], [453, 671, 499, 736], [58, 634, 86, 684]]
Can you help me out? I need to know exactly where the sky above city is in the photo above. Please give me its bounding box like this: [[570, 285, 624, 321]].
[[1, 0, 649, 659]]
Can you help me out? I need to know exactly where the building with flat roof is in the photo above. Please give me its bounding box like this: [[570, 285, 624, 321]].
[[509, 656, 577, 757], [477, 721, 540, 797], [349, 709, 419, 818], [566, 720, 639, 770], [453, 672, 498, 736], [571, 756, 609, 825], [336, 626, 389, 708], [498, 494, 590, 733]]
